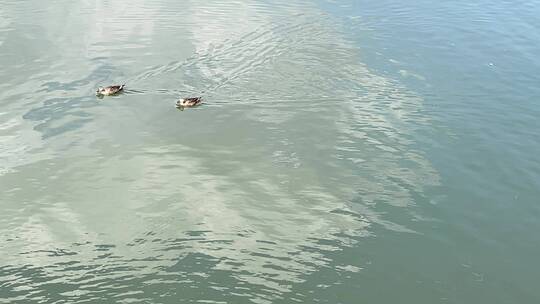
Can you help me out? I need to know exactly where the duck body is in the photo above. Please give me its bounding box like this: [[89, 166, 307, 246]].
[[96, 84, 125, 96], [176, 97, 202, 108]]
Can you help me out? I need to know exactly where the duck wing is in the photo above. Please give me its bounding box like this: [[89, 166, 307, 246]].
[[189, 97, 202, 104], [110, 85, 125, 92]]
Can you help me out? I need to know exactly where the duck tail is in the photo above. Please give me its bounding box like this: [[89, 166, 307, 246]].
[[120, 83, 126, 90]]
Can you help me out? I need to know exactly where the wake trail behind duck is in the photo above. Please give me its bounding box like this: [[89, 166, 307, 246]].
[[123, 16, 319, 98]]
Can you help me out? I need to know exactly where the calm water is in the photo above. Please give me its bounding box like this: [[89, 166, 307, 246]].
[[1, 0, 539, 303]]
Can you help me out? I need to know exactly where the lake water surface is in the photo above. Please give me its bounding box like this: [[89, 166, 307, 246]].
[[1, 0, 539, 303]]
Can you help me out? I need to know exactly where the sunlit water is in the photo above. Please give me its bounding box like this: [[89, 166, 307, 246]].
[[1, 0, 539, 303]]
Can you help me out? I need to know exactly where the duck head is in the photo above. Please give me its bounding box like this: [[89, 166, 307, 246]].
[[176, 98, 187, 107]]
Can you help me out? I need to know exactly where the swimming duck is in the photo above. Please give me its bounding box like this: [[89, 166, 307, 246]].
[[96, 84, 125, 96], [176, 97, 202, 109]]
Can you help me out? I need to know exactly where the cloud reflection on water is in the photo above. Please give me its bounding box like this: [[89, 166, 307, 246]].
[[0, 0, 439, 302]]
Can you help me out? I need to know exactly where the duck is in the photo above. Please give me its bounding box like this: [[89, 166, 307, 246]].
[[96, 84, 125, 96], [176, 97, 202, 109]]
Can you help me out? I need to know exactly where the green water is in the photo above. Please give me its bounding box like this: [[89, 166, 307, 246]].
[[1, 0, 539, 303]]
